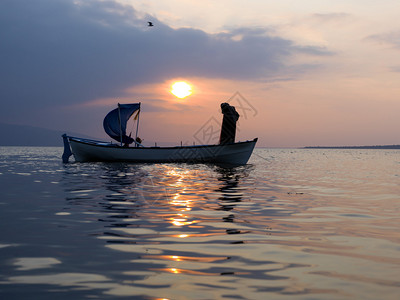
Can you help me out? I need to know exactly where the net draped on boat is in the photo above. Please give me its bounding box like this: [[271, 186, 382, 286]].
[[103, 103, 140, 144]]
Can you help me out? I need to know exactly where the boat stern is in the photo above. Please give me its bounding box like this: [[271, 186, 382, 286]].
[[62, 134, 73, 163]]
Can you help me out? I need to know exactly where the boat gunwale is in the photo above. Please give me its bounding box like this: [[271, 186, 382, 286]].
[[68, 136, 258, 150]]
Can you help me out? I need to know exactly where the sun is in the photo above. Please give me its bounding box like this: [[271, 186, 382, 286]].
[[171, 81, 192, 99]]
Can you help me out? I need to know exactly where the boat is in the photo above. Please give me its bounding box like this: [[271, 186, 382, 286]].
[[62, 103, 257, 165]]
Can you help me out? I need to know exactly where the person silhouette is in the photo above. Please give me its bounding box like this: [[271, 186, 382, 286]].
[[219, 103, 239, 144]]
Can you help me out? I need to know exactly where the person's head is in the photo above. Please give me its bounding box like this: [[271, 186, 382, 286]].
[[221, 102, 229, 110]]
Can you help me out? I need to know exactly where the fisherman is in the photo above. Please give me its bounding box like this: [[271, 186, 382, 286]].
[[219, 102, 239, 144]]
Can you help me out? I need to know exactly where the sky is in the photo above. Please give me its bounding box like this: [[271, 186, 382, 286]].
[[1, 0, 400, 147]]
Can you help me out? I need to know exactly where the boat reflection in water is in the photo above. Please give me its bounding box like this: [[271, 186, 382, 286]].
[[61, 162, 302, 299]]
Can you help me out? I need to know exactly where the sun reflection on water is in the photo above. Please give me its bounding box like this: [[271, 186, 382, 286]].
[[165, 168, 198, 228]]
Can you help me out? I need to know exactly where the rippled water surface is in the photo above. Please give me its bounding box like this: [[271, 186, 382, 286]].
[[0, 147, 399, 299]]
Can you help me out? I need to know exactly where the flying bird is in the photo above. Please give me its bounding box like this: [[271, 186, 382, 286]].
[[148, 22, 154, 27]]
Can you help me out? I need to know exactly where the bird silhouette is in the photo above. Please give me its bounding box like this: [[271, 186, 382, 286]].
[[148, 22, 154, 27]]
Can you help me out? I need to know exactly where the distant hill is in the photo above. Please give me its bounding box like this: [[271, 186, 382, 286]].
[[0, 123, 94, 146], [304, 145, 400, 149]]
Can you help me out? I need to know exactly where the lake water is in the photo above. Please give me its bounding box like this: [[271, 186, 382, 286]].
[[0, 147, 399, 299]]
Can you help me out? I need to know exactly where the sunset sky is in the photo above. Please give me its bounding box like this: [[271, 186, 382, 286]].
[[2, 0, 400, 147]]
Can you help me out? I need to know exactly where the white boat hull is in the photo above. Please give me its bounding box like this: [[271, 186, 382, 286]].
[[65, 136, 257, 165]]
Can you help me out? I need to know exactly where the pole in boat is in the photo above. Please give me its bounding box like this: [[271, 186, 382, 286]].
[[118, 103, 123, 146], [135, 102, 141, 147]]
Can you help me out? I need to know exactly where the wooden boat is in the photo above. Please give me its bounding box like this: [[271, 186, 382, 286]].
[[62, 103, 257, 165]]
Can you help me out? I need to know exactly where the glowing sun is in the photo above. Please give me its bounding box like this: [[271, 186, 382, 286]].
[[171, 81, 192, 99]]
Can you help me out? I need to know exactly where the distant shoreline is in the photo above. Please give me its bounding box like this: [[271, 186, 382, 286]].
[[304, 145, 400, 149]]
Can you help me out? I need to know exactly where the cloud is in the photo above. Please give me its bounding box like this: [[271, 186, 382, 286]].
[[310, 13, 352, 23], [366, 31, 400, 49], [391, 66, 400, 72], [0, 0, 330, 121]]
